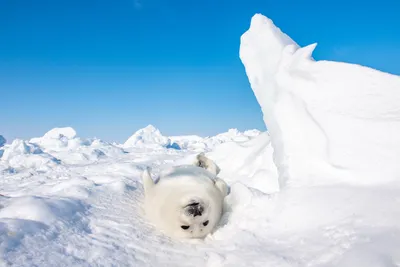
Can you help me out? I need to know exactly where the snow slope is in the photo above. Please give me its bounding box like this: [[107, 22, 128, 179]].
[[1, 13, 400, 267], [209, 132, 278, 194]]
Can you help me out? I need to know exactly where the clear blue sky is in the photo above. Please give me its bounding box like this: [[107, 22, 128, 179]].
[[1, 0, 399, 143]]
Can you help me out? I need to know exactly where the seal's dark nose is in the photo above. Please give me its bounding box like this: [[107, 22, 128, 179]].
[[186, 202, 204, 217]]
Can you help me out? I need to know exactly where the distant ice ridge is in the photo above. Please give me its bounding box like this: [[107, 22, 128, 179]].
[[1, 126, 262, 166], [125, 125, 261, 151], [171, 128, 261, 151], [0, 127, 126, 167], [240, 14, 400, 188]]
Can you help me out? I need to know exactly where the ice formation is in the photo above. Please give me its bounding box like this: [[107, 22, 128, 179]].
[[1, 139, 60, 170], [123, 125, 178, 149], [240, 14, 400, 187], [42, 127, 77, 140], [123, 125, 260, 151], [171, 129, 261, 151]]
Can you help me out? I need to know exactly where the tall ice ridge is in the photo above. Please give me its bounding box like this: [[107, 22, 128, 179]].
[[240, 14, 400, 188]]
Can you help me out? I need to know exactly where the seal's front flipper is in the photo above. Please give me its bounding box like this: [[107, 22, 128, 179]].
[[214, 177, 229, 197], [142, 167, 154, 195], [194, 153, 220, 176]]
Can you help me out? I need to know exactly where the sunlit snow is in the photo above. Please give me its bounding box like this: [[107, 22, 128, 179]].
[[1, 14, 400, 267]]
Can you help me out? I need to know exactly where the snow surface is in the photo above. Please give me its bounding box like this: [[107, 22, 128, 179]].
[[1, 13, 400, 267]]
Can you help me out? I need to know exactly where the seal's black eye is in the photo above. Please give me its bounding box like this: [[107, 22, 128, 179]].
[[181, 225, 190, 230], [203, 220, 209, 226]]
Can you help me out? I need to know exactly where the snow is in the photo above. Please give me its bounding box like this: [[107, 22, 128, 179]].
[[123, 125, 261, 152], [27, 128, 126, 165], [1, 139, 60, 170], [42, 127, 77, 140], [170, 129, 261, 152], [0, 196, 85, 225], [1, 13, 400, 267], [123, 124, 180, 149], [240, 14, 400, 188], [209, 132, 278, 194]]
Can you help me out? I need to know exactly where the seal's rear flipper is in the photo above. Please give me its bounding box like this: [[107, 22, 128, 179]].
[[194, 153, 220, 176], [142, 167, 154, 194]]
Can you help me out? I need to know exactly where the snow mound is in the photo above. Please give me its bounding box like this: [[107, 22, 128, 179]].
[[240, 14, 400, 187], [42, 127, 77, 140], [0, 135, 6, 147], [30, 127, 83, 151], [29, 127, 125, 164], [1, 139, 60, 170], [124, 125, 179, 149], [0, 195, 89, 264]]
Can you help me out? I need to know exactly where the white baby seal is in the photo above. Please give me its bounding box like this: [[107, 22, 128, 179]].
[[142, 153, 229, 239]]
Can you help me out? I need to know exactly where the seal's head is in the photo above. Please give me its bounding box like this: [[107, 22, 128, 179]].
[[142, 154, 228, 239]]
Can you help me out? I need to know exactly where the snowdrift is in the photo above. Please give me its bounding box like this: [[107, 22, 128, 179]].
[[209, 132, 278, 194], [240, 14, 400, 188]]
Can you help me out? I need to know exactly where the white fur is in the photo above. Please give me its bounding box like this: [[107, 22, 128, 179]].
[[143, 154, 228, 239]]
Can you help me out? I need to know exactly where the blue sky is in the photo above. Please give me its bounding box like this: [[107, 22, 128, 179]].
[[1, 0, 399, 142]]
